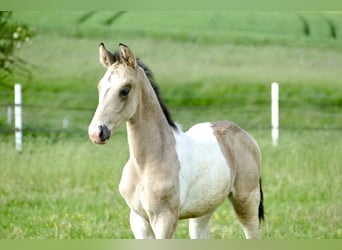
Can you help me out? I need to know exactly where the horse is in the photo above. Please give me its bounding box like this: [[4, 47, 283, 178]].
[[88, 43, 264, 239]]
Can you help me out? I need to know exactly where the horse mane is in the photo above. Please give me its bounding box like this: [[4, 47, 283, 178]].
[[112, 50, 177, 129]]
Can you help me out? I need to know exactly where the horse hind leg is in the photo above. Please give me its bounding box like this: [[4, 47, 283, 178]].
[[228, 180, 263, 239]]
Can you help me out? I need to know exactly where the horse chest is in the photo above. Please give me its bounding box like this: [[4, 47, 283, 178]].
[[119, 159, 180, 217], [119, 162, 143, 213]]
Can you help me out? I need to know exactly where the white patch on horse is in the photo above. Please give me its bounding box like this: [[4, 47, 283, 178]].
[[98, 73, 113, 104], [174, 123, 231, 219]]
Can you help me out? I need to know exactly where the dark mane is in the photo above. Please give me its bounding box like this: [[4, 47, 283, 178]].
[[112, 51, 177, 129]]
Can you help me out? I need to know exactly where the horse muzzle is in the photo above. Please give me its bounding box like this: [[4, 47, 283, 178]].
[[88, 124, 111, 144]]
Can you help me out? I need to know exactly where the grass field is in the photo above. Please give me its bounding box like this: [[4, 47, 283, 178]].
[[0, 130, 341, 239], [0, 11, 341, 239]]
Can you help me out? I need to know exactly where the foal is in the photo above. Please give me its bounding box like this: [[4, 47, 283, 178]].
[[88, 43, 264, 239]]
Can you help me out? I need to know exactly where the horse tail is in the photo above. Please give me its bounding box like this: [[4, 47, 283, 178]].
[[258, 178, 265, 222]]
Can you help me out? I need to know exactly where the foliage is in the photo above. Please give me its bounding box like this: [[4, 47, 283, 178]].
[[0, 11, 34, 87]]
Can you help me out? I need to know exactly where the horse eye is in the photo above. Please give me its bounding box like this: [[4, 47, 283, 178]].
[[119, 85, 131, 97]]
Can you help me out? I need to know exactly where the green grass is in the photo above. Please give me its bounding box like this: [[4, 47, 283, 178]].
[[0, 11, 341, 238], [0, 130, 341, 239], [1, 33, 341, 132], [12, 11, 342, 47], [0, 135, 130, 239]]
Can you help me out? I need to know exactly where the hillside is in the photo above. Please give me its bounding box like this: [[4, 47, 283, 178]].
[[1, 11, 341, 133]]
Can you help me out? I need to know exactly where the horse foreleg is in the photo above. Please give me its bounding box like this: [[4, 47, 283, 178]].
[[149, 210, 178, 239], [130, 209, 155, 239], [189, 212, 214, 239]]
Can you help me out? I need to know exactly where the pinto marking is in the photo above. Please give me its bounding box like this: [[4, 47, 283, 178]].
[[88, 43, 264, 239]]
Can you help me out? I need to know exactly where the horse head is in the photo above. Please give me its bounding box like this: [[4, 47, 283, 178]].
[[88, 43, 142, 144]]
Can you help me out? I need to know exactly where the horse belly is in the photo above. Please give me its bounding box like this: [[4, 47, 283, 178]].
[[174, 123, 232, 219]]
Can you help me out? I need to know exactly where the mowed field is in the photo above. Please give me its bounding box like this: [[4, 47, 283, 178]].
[[0, 11, 341, 239]]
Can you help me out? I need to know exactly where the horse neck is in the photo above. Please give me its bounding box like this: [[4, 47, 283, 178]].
[[126, 77, 175, 167]]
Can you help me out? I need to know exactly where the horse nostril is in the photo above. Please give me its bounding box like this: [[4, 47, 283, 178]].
[[98, 125, 111, 142]]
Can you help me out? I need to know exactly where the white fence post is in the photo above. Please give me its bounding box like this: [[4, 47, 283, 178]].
[[14, 83, 23, 153], [271, 82, 279, 146], [63, 118, 69, 129]]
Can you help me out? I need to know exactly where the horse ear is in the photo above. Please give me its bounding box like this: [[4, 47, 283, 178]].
[[119, 43, 137, 69], [99, 43, 114, 68]]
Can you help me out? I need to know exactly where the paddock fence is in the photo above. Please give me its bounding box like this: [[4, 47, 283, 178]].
[[1, 83, 342, 146]]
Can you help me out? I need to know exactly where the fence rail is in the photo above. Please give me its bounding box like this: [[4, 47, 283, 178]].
[[1, 85, 342, 139]]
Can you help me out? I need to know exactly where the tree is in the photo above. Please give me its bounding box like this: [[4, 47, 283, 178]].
[[0, 11, 34, 87]]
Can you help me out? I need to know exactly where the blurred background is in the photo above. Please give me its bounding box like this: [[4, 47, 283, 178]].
[[1, 11, 342, 134], [0, 11, 341, 239]]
